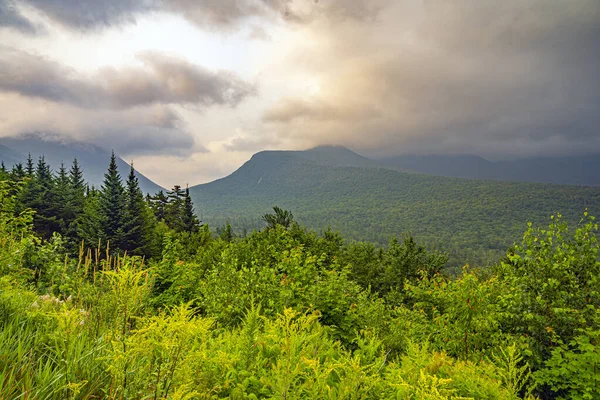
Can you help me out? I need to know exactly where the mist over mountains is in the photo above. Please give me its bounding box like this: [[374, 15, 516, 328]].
[[0, 133, 164, 194], [379, 153, 600, 187]]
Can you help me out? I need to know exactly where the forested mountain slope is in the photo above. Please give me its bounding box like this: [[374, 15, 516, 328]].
[[0, 133, 163, 194], [190, 147, 600, 265]]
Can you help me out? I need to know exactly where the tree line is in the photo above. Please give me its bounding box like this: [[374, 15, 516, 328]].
[[0, 152, 200, 258]]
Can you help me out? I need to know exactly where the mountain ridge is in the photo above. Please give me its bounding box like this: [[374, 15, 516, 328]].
[[190, 147, 600, 265]]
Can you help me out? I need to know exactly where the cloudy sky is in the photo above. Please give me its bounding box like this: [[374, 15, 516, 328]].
[[1, 0, 599, 187]]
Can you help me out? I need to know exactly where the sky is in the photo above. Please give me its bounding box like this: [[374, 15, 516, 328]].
[[0, 0, 599, 187]]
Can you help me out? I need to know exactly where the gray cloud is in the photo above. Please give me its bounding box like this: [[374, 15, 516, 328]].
[[168, 0, 384, 27], [0, 93, 200, 156], [223, 133, 281, 152], [0, 1, 37, 32], [0, 0, 382, 32], [262, 0, 600, 158], [0, 47, 256, 108]]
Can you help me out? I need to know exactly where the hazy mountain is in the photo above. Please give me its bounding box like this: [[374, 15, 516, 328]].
[[190, 146, 600, 265], [379, 154, 600, 186], [0, 144, 23, 168], [0, 133, 164, 194]]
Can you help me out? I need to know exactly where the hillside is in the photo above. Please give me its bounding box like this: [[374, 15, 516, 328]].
[[380, 153, 600, 186], [190, 147, 600, 266], [0, 133, 164, 194]]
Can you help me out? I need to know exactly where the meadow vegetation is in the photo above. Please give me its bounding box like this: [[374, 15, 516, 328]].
[[0, 158, 599, 399]]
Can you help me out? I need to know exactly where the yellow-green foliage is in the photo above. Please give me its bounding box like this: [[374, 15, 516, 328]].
[[0, 180, 596, 399]]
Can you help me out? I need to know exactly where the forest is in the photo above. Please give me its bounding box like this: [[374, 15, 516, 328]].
[[0, 154, 599, 399], [190, 148, 600, 268]]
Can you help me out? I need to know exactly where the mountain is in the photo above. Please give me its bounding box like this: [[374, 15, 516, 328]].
[[0, 133, 164, 194], [0, 144, 23, 168], [190, 146, 600, 266], [379, 154, 600, 186]]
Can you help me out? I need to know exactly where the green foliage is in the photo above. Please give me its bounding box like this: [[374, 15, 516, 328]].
[[99, 151, 127, 250], [263, 206, 294, 229], [497, 212, 600, 362], [537, 328, 600, 399], [1, 164, 598, 399], [192, 154, 600, 267]]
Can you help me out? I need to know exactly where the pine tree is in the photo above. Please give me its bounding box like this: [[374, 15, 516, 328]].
[[0, 162, 7, 182], [149, 190, 169, 221], [31, 156, 61, 238], [57, 159, 86, 249], [123, 163, 153, 255], [166, 185, 185, 231], [76, 188, 104, 248], [99, 151, 126, 250], [25, 153, 35, 177], [69, 159, 85, 192], [182, 185, 200, 233], [55, 162, 70, 234], [11, 163, 25, 182]]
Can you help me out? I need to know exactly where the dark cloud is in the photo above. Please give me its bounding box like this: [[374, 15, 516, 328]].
[[0, 1, 37, 32], [17, 0, 155, 30], [0, 47, 256, 108], [0, 92, 201, 156], [262, 0, 600, 158], [0, 0, 382, 32], [168, 0, 383, 27]]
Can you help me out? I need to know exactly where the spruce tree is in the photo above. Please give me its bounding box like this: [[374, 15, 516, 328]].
[[31, 156, 61, 238], [68, 159, 86, 218], [25, 153, 34, 177], [166, 185, 185, 231], [149, 190, 169, 221], [76, 188, 104, 248], [61, 159, 87, 248], [182, 185, 200, 233], [11, 163, 25, 182], [99, 151, 126, 250], [55, 162, 70, 234], [0, 161, 5, 173], [123, 163, 152, 255]]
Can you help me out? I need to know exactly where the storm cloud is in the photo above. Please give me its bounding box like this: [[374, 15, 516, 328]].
[[0, 47, 255, 108], [260, 0, 600, 158], [0, 0, 382, 32], [0, 92, 200, 156], [1, 0, 600, 185]]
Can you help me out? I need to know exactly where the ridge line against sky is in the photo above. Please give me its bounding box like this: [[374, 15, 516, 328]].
[[0, 0, 599, 187]]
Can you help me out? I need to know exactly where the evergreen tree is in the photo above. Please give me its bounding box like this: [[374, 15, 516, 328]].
[[55, 162, 70, 234], [11, 163, 25, 182], [68, 159, 86, 218], [25, 153, 34, 177], [0, 161, 5, 173], [123, 163, 153, 255], [76, 188, 104, 248], [63, 159, 87, 248], [166, 185, 185, 231], [99, 151, 126, 250], [31, 156, 61, 238], [149, 190, 169, 221], [69, 159, 85, 192], [182, 185, 200, 233], [0, 162, 7, 182]]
